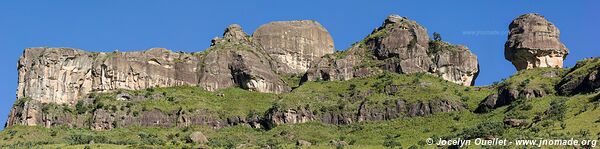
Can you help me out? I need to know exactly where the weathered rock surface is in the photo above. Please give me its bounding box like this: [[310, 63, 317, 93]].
[[303, 15, 479, 86], [17, 47, 199, 105], [302, 46, 376, 82], [505, 13, 569, 70], [6, 97, 463, 129], [198, 24, 290, 93], [475, 85, 548, 113], [557, 58, 600, 95], [254, 20, 335, 74], [366, 15, 432, 74], [429, 41, 479, 86], [189, 131, 209, 144], [15, 24, 294, 107]]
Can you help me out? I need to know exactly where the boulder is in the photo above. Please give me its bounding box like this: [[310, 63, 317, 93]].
[[254, 20, 335, 74], [297, 140, 312, 147], [189, 131, 208, 144], [504, 118, 528, 127], [505, 13, 569, 70]]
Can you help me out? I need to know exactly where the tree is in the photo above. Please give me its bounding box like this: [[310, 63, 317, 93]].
[[433, 32, 442, 41]]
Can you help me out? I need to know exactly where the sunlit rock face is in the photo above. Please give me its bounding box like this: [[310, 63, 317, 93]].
[[253, 20, 335, 75], [505, 13, 569, 70], [16, 47, 199, 105], [197, 24, 290, 94], [429, 42, 479, 86]]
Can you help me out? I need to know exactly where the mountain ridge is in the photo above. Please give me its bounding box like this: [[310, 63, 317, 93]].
[[2, 13, 598, 148]]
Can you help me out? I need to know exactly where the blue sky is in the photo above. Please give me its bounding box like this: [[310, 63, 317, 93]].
[[0, 1, 597, 127]]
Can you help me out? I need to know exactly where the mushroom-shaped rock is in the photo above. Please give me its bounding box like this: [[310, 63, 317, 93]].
[[505, 13, 569, 70]]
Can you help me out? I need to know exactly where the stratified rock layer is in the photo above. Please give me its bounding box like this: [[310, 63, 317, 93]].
[[303, 15, 479, 86], [17, 47, 199, 105], [254, 20, 335, 74], [505, 13, 569, 70]]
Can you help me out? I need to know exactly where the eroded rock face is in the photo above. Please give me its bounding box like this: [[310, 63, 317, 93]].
[[198, 24, 290, 93], [303, 15, 479, 86], [17, 47, 199, 105], [429, 42, 479, 86], [254, 20, 335, 74], [302, 46, 376, 82], [557, 58, 600, 95], [505, 13, 569, 70], [366, 15, 432, 73]]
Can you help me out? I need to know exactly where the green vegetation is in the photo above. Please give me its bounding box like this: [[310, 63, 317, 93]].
[[3, 68, 600, 148], [500, 67, 565, 94]]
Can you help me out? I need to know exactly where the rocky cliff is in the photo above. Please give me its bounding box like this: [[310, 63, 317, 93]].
[[15, 15, 479, 106], [505, 13, 569, 70], [254, 20, 335, 75], [9, 14, 482, 128], [303, 15, 479, 86], [197, 24, 290, 93], [17, 47, 199, 105]]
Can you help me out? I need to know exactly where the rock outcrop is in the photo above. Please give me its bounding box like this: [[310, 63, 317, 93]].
[[17, 47, 199, 104], [254, 20, 335, 74], [429, 41, 479, 86], [15, 24, 295, 106], [557, 58, 600, 95], [6, 97, 463, 130], [198, 24, 290, 93], [303, 15, 479, 86], [505, 13, 569, 70], [367, 15, 433, 74]]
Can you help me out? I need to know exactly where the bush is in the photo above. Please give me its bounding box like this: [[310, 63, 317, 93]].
[[138, 132, 165, 145], [76, 100, 88, 114], [383, 134, 402, 148], [459, 122, 505, 139], [433, 32, 442, 41], [208, 137, 237, 149], [546, 99, 567, 121], [67, 134, 108, 145]]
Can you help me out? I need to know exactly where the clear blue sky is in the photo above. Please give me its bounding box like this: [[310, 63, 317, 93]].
[[0, 1, 597, 127]]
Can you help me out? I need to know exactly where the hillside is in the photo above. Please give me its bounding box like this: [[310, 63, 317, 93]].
[[2, 67, 600, 148], [2, 13, 599, 148]]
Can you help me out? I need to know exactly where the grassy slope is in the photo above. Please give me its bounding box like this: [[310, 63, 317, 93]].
[[1, 69, 600, 148]]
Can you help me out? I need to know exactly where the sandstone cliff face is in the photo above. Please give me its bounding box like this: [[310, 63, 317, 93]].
[[15, 23, 297, 106], [366, 15, 432, 74], [17, 47, 199, 105], [429, 41, 479, 86], [505, 13, 569, 70], [254, 20, 335, 74], [303, 15, 479, 86], [198, 24, 290, 93]]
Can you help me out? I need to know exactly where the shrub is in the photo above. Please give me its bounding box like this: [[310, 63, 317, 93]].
[[67, 134, 108, 145], [459, 122, 505, 139], [433, 32, 442, 41], [383, 134, 402, 148], [76, 100, 88, 114], [546, 99, 567, 121]]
